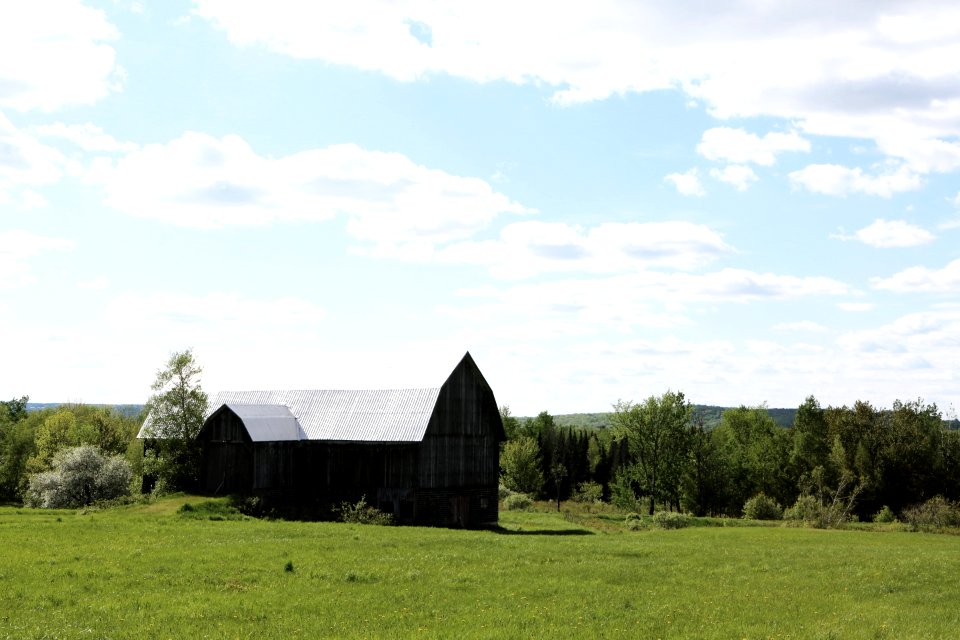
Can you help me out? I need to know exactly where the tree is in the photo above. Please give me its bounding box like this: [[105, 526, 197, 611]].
[[499, 405, 523, 441], [500, 437, 544, 495], [142, 349, 208, 491], [612, 391, 692, 515], [25, 445, 131, 508], [0, 396, 35, 502], [713, 405, 793, 512]]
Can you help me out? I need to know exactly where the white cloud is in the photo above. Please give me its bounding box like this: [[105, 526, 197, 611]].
[[0, 2, 121, 111], [88, 132, 530, 250], [789, 163, 922, 197], [32, 122, 137, 153], [709, 164, 759, 191], [697, 128, 809, 166], [773, 320, 828, 332], [191, 1, 960, 175], [0, 230, 75, 288], [78, 276, 110, 291], [0, 113, 65, 190], [664, 168, 705, 196], [837, 302, 875, 312], [853, 219, 935, 248], [430, 220, 733, 279], [872, 258, 960, 293]]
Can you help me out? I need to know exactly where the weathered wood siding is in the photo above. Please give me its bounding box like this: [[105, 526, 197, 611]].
[[416, 354, 504, 526], [199, 410, 253, 494]]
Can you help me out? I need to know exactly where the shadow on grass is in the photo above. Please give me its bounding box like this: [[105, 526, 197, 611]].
[[484, 525, 594, 536]]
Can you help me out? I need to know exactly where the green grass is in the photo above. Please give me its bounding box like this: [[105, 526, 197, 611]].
[[2, 498, 960, 638]]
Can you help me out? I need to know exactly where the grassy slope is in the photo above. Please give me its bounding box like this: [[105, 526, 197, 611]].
[[2, 499, 959, 639]]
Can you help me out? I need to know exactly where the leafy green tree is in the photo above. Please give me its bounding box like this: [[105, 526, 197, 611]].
[[500, 436, 544, 496], [713, 405, 793, 512], [0, 396, 36, 502], [681, 412, 729, 516], [499, 405, 523, 441], [142, 349, 208, 492], [612, 391, 692, 515]]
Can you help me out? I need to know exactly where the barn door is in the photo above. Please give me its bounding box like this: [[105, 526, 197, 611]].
[[451, 495, 470, 527]]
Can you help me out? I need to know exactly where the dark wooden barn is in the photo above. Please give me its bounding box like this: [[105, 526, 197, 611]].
[[192, 352, 503, 527]]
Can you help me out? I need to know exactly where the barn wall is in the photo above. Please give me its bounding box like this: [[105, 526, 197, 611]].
[[418, 355, 503, 490], [416, 354, 504, 527], [198, 410, 253, 494]]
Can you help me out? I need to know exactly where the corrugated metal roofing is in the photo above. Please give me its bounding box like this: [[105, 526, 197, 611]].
[[207, 388, 441, 442], [221, 403, 301, 442]]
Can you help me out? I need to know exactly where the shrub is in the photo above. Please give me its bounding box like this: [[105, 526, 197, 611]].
[[624, 512, 642, 522], [652, 511, 692, 529], [903, 496, 960, 531], [625, 519, 645, 531], [783, 493, 855, 529], [498, 484, 512, 501], [743, 493, 783, 521], [337, 496, 394, 525], [873, 505, 897, 524], [784, 495, 818, 522], [572, 481, 603, 504], [503, 493, 533, 511], [25, 446, 132, 508]]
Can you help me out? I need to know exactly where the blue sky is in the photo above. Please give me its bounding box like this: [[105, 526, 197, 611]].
[[2, 1, 960, 415]]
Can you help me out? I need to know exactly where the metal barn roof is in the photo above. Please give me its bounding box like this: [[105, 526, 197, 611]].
[[219, 403, 301, 442], [207, 387, 442, 442]]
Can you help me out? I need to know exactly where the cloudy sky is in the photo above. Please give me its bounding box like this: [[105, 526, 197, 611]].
[[2, 1, 960, 415]]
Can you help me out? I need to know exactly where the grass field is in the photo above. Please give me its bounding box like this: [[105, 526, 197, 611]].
[[1, 498, 959, 639]]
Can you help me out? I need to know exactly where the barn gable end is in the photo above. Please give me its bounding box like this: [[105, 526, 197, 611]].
[[192, 352, 503, 527]]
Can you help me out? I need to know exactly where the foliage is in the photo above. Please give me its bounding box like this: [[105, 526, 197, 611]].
[[712, 405, 793, 514], [651, 510, 693, 529], [499, 405, 523, 440], [612, 391, 692, 514], [142, 349, 209, 492], [336, 496, 394, 525], [0, 396, 35, 501], [873, 505, 897, 524], [25, 445, 132, 508], [783, 467, 862, 529], [499, 436, 544, 495], [902, 496, 960, 531], [742, 493, 783, 520], [572, 480, 603, 503], [783, 494, 819, 522], [503, 493, 533, 510]]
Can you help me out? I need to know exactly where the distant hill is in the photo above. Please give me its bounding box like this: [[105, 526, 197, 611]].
[[27, 403, 144, 418], [537, 405, 798, 431]]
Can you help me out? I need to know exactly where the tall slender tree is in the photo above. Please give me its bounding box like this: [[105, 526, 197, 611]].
[[142, 349, 208, 491]]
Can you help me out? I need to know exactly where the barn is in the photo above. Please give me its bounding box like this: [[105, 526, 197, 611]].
[[194, 352, 504, 527]]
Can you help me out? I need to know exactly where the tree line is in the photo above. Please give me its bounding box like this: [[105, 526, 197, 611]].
[[0, 350, 207, 506], [500, 393, 960, 520]]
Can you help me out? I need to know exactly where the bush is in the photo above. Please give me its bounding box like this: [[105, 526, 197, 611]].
[[25, 446, 132, 508], [336, 496, 394, 525], [498, 484, 512, 501], [783, 493, 855, 529], [743, 493, 783, 521], [503, 493, 533, 511], [903, 496, 960, 531], [784, 494, 818, 522], [873, 505, 898, 524], [652, 511, 692, 529], [572, 481, 603, 504]]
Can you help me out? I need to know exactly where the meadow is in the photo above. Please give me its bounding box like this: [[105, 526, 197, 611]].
[[1, 498, 959, 639]]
